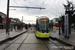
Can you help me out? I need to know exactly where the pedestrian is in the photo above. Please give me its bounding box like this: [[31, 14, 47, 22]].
[[62, 23, 64, 33], [31, 27, 32, 30], [25, 24, 27, 29], [73, 23, 75, 32]]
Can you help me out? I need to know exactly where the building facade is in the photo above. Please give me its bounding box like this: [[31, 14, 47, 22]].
[[0, 12, 25, 30], [53, 18, 60, 23], [0, 12, 7, 29]]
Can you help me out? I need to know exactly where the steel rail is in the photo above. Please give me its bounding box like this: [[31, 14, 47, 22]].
[[40, 39, 50, 50], [17, 33, 29, 50], [3, 34, 23, 50], [49, 38, 63, 50]]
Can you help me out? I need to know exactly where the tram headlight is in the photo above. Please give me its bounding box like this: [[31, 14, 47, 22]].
[[40, 31, 42, 32], [48, 31, 49, 32]]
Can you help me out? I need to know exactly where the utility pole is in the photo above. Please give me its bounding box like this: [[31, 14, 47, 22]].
[[63, 0, 74, 38], [6, 0, 10, 35]]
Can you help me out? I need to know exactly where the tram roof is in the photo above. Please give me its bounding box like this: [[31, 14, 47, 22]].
[[37, 16, 49, 20]]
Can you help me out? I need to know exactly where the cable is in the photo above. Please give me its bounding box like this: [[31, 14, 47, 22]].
[[14, 0, 18, 6], [19, 0, 28, 7], [27, 1, 39, 7], [23, 0, 40, 7]]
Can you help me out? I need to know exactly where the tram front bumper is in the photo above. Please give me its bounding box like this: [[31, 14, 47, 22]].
[[36, 31, 50, 38]]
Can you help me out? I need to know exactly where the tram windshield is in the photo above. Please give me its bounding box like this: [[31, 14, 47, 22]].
[[39, 19, 49, 30]]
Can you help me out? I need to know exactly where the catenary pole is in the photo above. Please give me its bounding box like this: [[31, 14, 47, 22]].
[[6, 0, 10, 35]]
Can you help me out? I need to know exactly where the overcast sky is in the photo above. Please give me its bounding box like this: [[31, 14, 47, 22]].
[[0, 0, 75, 24]]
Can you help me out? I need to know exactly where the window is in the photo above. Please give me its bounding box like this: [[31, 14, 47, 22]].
[[39, 19, 49, 30]]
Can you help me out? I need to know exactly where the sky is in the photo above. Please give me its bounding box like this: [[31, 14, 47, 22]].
[[0, 0, 75, 24]]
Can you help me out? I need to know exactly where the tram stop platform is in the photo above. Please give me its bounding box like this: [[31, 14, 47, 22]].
[[0, 29, 27, 43], [50, 30, 75, 47]]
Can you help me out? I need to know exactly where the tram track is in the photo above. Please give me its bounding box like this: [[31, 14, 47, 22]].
[[1, 27, 71, 50], [40, 39, 50, 50], [39, 38, 65, 50], [3, 31, 29, 50], [49, 38, 73, 50], [17, 33, 29, 50], [49, 38, 64, 50], [32, 27, 67, 50], [3, 34, 23, 50]]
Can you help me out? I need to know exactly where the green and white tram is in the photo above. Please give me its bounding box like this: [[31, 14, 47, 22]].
[[36, 16, 50, 38]]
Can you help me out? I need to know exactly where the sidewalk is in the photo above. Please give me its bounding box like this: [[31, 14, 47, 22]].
[[0, 29, 8, 42], [9, 30, 27, 38], [0, 29, 27, 43], [50, 30, 75, 47]]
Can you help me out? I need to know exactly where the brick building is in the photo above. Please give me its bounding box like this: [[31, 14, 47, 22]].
[[0, 12, 7, 29], [0, 12, 25, 30]]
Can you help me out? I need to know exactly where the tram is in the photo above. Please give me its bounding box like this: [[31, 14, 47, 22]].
[[36, 16, 50, 38]]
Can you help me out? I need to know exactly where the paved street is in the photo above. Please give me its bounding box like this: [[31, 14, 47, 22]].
[[0, 27, 73, 50], [0, 28, 26, 42], [0, 29, 6, 36], [0, 0, 75, 50], [50, 27, 75, 48]]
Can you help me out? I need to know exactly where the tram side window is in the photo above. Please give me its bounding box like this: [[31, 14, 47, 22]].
[[36, 20, 38, 30], [37, 22, 39, 30]]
